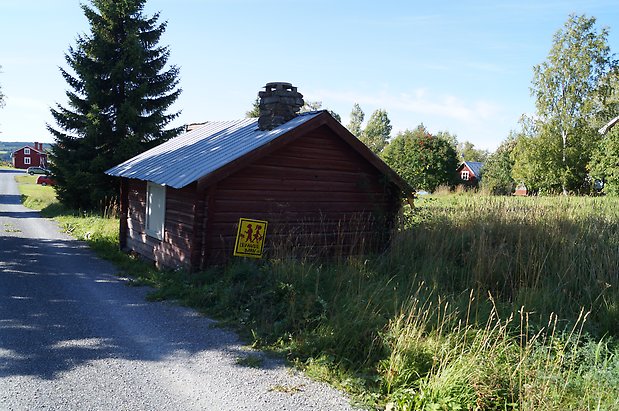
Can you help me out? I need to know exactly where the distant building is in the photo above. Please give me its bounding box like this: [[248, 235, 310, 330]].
[[12, 143, 47, 169], [514, 183, 528, 196], [456, 161, 483, 187]]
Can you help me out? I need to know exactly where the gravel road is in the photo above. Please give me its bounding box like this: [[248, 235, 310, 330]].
[[0, 170, 359, 410]]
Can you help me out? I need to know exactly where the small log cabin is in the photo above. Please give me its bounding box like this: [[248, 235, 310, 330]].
[[106, 83, 414, 271], [12, 143, 48, 169]]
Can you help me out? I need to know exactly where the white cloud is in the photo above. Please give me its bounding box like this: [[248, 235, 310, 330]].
[[0, 97, 52, 142], [315, 87, 502, 125], [307, 87, 510, 151]]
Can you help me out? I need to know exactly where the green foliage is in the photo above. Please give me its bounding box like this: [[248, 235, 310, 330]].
[[382, 125, 459, 192], [435, 130, 458, 148], [591, 130, 619, 195], [482, 133, 517, 195], [48, 0, 182, 210], [360, 109, 392, 154], [301, 100, 323, 112], [590, 74, 619, 194], [528, 14, 615, 193], [457, 140, 489, 163], [511, 130, 563, 194], [328, 110, 342, 123], [245, 98, 260, 118], [347, 103, 364, 137]]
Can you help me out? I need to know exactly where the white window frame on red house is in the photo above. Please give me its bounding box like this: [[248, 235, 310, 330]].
[[146, 182, 166, 240], [24, 157, 31, 165], [24, 148, 31, 155], [461, 170, 470, 181]]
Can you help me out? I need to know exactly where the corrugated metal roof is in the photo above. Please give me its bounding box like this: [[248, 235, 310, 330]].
[[105, 112, 322, 188], [465, 161, 484, 177]]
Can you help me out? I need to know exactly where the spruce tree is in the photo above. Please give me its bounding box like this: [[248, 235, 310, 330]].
[[48, 0, 181, 210]]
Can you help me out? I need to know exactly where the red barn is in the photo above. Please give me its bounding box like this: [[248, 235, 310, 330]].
[[12, 143, 48, 169], [106, 82, 414, 271]]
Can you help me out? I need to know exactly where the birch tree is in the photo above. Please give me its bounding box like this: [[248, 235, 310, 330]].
[[530, 14, 615, 193]]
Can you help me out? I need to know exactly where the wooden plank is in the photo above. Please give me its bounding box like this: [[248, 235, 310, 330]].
[[166, 208, 194, 225], [214, 188, 388, 203], [127, 234, 191, 269], [212, 199, 386, 214], [230, 162, 380, 182], [190, 195, 205, 272], [273, 143, 356, 161], [259, 154, 365, 172], [220, 176, 379, 193], [164, 223, 192, 242]]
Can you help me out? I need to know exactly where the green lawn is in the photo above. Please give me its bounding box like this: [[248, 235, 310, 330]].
[[14, 175, 59, 210]]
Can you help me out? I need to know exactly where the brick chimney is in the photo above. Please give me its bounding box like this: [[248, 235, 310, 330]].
[[258, 82, 304, 131]]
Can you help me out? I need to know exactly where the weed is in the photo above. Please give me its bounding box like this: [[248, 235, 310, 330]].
[[268, 384, 305, 394], [235, 355, 264, 368], [3, 223, 21, 233]]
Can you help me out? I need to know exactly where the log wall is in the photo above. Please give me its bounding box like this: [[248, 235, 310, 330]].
[[202, 125, 400, 265]]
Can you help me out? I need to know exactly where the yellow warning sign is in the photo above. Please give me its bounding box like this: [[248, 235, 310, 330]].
[[233, 218, 268, 258]]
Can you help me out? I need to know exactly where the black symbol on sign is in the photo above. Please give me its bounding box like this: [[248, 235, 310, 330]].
[[253, 226, 263, 242], [244, 224, 254, 243]]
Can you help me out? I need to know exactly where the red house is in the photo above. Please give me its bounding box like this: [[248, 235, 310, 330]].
[[456, 161, 483, 188], [12, 143, 48, 169], [106, 82, 414, 271]]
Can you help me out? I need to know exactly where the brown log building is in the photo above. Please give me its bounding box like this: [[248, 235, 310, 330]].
[[106, 83, 413, 271]]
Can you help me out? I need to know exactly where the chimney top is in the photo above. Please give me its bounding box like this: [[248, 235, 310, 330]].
[[258, 82, 304, 131]]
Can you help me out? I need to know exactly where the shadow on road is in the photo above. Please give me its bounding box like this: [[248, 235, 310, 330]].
[[0, 211, 42, 219], [0, 194, 23, 206], [0, 236, 268, 380]]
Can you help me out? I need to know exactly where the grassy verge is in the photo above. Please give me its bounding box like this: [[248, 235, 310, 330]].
[[15, 175, 59, 210], [15, 176, 619, 410]]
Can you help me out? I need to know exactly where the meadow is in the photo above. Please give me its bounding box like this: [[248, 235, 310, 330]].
[[16, 176, 619, 410]]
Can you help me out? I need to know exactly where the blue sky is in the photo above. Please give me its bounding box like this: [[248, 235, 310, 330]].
[[0, 1, 617, 151]]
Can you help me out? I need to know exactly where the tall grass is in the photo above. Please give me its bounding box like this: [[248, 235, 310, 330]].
[[164, 195, 619, 409], [16, 174, 619, 409], [400, 195, 619, 333]]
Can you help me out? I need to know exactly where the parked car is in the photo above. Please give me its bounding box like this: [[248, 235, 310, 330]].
[[27, 166, 50, 175], [36, 175, 56, 186]]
